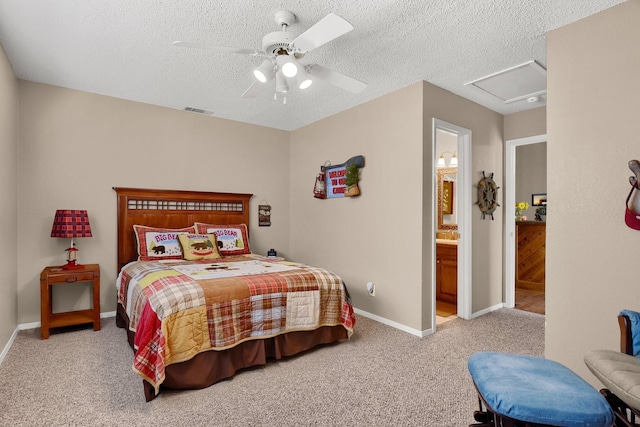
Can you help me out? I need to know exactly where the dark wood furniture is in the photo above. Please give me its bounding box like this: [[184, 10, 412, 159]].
[[594, 313, 640, 426], [113, 187, 350, 401], [40, 264, 100, 339], [436, 243, 457, 304], [516, 221, 546, 291]]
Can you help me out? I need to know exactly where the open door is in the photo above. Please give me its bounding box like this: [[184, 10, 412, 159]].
[[433, 119, 472, 329], [504, 134, 547, 310]]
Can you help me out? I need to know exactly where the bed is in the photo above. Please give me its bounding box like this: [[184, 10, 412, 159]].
[[113, 187, 355, 401]]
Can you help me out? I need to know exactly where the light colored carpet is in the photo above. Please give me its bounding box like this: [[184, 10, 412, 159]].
[[0, 308, 544, 426]]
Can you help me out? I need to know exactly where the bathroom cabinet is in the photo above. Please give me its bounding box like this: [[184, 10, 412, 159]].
[[436, 243, 458, 304]]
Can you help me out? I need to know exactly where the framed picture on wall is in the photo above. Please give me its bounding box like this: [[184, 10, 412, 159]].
[[442, 180, 454, 214], [532, 193, 547, 206], [258, 204, 271, 226]]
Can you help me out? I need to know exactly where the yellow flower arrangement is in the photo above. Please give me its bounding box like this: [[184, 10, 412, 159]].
[[515, 201, 529, 221]]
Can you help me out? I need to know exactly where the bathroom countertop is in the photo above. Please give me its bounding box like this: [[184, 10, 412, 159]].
[[436, 239, 458, 245]]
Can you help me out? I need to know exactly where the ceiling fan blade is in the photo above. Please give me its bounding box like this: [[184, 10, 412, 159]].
[[173, 41, 263, 56], [291, 13, 353, 53], [241, 81, 269, 98], [306, 64, 367, 94]]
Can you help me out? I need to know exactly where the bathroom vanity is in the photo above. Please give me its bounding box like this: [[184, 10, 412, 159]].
[[436, 240, 458, 304]]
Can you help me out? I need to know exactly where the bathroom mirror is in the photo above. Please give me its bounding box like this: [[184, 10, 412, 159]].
[[437, 167, 458, 231]]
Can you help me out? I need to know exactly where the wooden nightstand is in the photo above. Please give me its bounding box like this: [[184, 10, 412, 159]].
[[40, 264, 100, 339]]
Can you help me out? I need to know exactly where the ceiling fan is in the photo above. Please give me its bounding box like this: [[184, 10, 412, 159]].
[[173, 11, 367, 103]]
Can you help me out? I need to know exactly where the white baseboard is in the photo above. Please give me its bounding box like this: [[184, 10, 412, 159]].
[[470, 302, 504, 318], [17, 321, 39, 331], [354, 303, 505, 338], [353, 308, 434, 337], [0, 310, 118, 366], [0, 327, 20, 366]]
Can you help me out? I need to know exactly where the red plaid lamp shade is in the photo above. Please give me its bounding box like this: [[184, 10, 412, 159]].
[[51, 210, 92, 269], [51, 210, 92, 238]]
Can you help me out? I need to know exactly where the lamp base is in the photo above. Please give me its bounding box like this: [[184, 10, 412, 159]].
[[62, 245, 81, 270], [61, 260, 84, 270]]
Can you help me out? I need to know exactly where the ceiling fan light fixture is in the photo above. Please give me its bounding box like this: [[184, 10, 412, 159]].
[[282, 61, 297, 78], [298, 77, 312, 90], [176, 11, 366, 102], [253, 60, 274, 83], [297, 67, 312, 90], [275, 70, 289, 93], [277, 55, 298, 78]]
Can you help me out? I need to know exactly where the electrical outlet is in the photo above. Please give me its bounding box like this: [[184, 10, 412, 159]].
[[366, 281, 375, 297]]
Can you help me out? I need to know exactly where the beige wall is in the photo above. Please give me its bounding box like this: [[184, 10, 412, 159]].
[[516, 143, 547, 219], [505, 107, 548, 219], [17, 82, 290, 322], [290, 81, 504, 331], [422, 83, 504, 317], [290, 83, 426, 330], [504, 107, 546, 141], [5, 55, 531, 341], [546, 0, 640, 384], [11, 77, 504, 338], [0, 43, 18, 347]]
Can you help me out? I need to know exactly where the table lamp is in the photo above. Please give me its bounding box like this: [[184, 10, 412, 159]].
[[50, 209, 92, 270]]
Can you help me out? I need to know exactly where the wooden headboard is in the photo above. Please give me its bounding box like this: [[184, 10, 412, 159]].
[[113, 187, 252, 272]]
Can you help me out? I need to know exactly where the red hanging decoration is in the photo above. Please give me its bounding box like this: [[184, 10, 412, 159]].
[[313, 168, 327, 199]]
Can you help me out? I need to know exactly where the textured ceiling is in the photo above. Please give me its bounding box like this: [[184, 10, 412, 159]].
[[0, 0, 626, 131]]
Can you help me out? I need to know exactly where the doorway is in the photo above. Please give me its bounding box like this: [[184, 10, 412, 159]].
[[433, 119, 472, 328], [504, 134, 547, 312], [435, 128, 459, 323]]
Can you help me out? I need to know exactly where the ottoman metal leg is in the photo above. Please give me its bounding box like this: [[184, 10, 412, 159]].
[[600, 389, 640, 427]]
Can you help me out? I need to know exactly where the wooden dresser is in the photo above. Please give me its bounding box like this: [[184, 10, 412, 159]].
[[516, 221, 546, 291]]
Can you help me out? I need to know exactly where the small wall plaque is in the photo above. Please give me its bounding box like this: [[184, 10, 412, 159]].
[[316, 155, 365, 199], [259, 204, 271, 226]]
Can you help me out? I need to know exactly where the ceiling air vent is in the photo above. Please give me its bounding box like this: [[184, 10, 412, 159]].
[[184, 107, 214, 115], [465, 60, 546, 104]]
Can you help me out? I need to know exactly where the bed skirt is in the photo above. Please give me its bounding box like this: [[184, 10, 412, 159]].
[[116, 303, 348, 401]]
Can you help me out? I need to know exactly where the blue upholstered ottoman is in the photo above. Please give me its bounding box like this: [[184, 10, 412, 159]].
[[468, 352, 614, 427]]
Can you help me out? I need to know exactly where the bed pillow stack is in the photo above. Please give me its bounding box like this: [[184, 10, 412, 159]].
[[133, 223, 251, 260]]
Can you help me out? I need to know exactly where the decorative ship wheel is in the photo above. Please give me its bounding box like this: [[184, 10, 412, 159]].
[[476, 171, 500, 220]]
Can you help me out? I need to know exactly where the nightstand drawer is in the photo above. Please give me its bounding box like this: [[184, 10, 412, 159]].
[[46, 271, 96, 284]]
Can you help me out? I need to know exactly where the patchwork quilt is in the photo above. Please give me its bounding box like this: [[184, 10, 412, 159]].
[[117, 254, 355, 395]]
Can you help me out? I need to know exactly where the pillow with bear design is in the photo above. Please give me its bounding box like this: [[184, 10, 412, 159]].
[[193, 223, 250, 256], [133, 225, 195, 261], [178, 233, 221, 261]]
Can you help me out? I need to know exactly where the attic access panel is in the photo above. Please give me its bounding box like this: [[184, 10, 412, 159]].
[[465, 60, 546, 103]]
